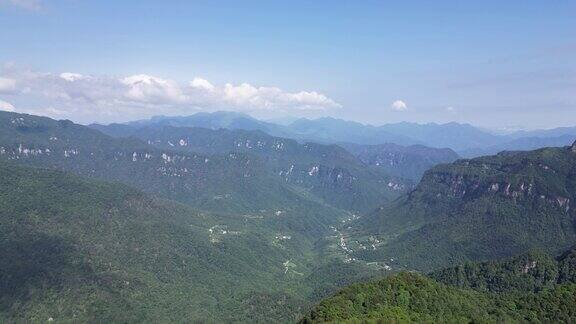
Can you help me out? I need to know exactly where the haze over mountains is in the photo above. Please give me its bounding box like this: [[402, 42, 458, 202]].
[[92, 111, 576, 157]]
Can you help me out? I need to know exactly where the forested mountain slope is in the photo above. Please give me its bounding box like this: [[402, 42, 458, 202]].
[[0, 161, 389, 322], [0, 112, 379, 242], [117, 125, 410, 212], [350, 142, 576, 271], [0, 112, 405, 321], [0, 112, 290, 215], [1, 112, 407, 218], [0, 161, 289, 322], [301, 248, 576, 323], [95, 120, 460, 183], [430, 249, 576, 293]]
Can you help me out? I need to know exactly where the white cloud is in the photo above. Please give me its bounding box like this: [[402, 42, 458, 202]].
[[0, 65, 341, 121], [446, 106, 455, 111], [2, 0, 42, 10], [0, 77, 16, 93], [121, 74, 187, 104], [0, 99, 15, 112], [222, 83, 340, 110], [391, 100, 408, 111], [224, 83, 259, 105], [287, 91, 339, 109], [190, 77, 215, 92]]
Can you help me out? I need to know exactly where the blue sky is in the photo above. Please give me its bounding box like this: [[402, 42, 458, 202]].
[[0, 0, 574, 129]]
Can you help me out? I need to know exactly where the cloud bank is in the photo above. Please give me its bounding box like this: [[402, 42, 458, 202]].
[[0, 65, 341, 122]]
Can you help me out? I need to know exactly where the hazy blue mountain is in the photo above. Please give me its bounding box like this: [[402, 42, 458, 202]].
[[284, 117, 419, 146], [123, 111, 295, 138], [282, 118, 510, 153], [509, 126, 576, 140], [340, 142, 460, 180], [264, 116, 301, 126], [378, 121, 505, 152], [91, 112, 576, 156], [460, 134, 576, 157]]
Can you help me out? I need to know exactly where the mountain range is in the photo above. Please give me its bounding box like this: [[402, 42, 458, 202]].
[[1, 111, 412, 220], [2, 109, 576, 322], [0, 111, 408, 321], [92, 111, 576, 157], [93, 124, 412, 212]]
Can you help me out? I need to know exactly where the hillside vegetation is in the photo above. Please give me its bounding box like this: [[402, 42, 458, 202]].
[[113, 124, 410, 212], [351, 142, 576, 271], [3, 110, 575, 322], [0, 161, 389, 322], [0, 112, 408, 220], [302, 249, 576, 323]]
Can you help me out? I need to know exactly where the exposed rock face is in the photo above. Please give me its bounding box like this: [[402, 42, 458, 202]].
[[571, 140, 576, 153]]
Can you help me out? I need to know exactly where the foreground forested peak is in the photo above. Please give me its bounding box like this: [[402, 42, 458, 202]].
[[302, 248, 576, 323]]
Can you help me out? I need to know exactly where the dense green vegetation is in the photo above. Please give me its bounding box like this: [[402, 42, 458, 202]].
[[100, 124, 411, 212], [351, 143, 576, 271], [0, 161, 389, 322], [0, 109, 404, 323], [2, 110, 575, 322], [0, 111, 408, 218], [302, 249, 576, 323], [431, 249, 576, 292]]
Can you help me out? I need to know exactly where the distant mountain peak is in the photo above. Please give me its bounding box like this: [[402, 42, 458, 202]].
[[571, 140, 576, 152]]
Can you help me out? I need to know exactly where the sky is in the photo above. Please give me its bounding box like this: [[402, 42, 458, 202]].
[[0, 0, 575, 129]]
